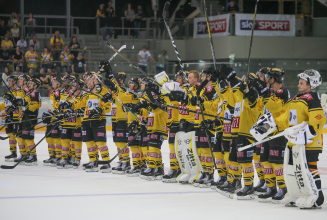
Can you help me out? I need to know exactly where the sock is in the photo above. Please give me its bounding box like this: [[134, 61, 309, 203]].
[[8, 133, 17, 152], [148, 147, 162, 168], [25, 139, 36, 156], [53, 138, 62, 158], [73, 141, 82, 161], [198, 148, 206, 172], [228, 161, 242, 183], [86, 141, 97, 161], [242, 162, 255, 186], [46, 137, 55, 157], [61, 139, 70, 159], [96, 141, 110, 161], [115, 142, 130, 162], [169, 143, 179, 170], [272, 163, 285, 188], [263, 161, 276, 187], [130, 145, 141, 167], [214, 151, 226, 176], [17, 137, 26, 155], [253, 154, 265, 180], [141, 146, 149, 165], [308, 161, 324, 206], [203, 148, 214, 174], [69, 141, 75, 158], [224, 152, 230, 175]]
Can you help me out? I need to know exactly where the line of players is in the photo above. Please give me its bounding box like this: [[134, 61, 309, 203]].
[[1, 61, 324, 208]]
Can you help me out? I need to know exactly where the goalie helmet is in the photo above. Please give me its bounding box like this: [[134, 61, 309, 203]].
[[297, 69, 322, 89], [266, 68, 285, 83]]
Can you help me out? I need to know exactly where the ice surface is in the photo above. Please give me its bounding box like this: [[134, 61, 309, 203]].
[[0, 132, 326, 220]]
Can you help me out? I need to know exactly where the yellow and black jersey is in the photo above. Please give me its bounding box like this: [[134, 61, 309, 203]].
[[127, 90, 143, 125], [220, 101, 233, 142], [59, 88, 73, 128], [275, 91, 326, 153], [146, 96, 168, 139], [49, 89, 60, 123], [14, 87, 30, 121], [202, 92, 224, 133], [66, 93, 83, 128], [178, 83, 200, 125], [163, 95, 179, 128], [23, 91, 42, 119]]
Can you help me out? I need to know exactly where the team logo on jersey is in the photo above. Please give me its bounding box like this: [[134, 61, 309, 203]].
[[88, 101, 92, 108], [277, 89, 283, 94], [82, 131, 86, 135], [62, 129, 66, 134], [315, 114, 323, 120], [74, 133, 81, 137]]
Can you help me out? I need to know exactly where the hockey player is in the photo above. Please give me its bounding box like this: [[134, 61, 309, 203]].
[[250, 68, 291, 203], [1, 75, 19, 162], [12, 78, 42, 165]]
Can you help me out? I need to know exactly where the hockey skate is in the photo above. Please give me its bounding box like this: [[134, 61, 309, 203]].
[[258, 186, 277, 203], [127, 166, 142, 177], [50, 158, 60, 167], [152, 167, 164, 180], [85, 161, 98, 172], [43, 156, 56, 166], [25, 155, 38, 166], [162, 169, 181, 183], [237, 184, 255, 200], [117, 161, 131, 175], [14, 155, 27, 165], [254, 181, 268, 195], [271, 188, 287, 204], [73, 160, 81, 169], [219, 179, 242, 199], [199, 173, 214, 188], [100, 163, 111, 173], [57, 158, 73, 169], [211, 176, 227, 190], [111, 161, 122, 174], [83, 161, 91, 170], [141, 167, 155, 180], [5, 152, 17, 162], [193, 172, 206, 187], [254, 179, 265, 191]]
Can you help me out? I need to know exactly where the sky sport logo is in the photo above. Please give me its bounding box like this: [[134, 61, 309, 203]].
[[197, 19, 227, 34], [240, 20, 290, 31]]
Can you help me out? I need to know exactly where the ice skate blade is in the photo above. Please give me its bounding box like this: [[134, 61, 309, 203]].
[[219, 190, 235, 199], [111, 170, 119, 174], [50, 163, 57, 167], [43, 163, 50, 166], [300, 206, 322, 210], [237, 194, 255, 200], [210, 186, 217, 190], [117, 171, 128, 175], [127, 173, 140, 177], [73, 166, 79, 169], [101, 169, 112, 173], [154, 175, 163, 180], [162, 178, 177, 183], [144, 176, 155, 181], [258, 198, 272, 203], [285, 203, 297, 207], [57, 166, 64, 169], [193, 183, 200, 187], [271, 199, 283, 204], [25, 162, 37, 166], [86, 168, 99, 172], [178, 181, 189, 184], [18, 162, 25, 166], [199, 184, 211, 188], [254, 191, 265, 195], [64, 165, 73, 169], [5, 158, 16, 162]]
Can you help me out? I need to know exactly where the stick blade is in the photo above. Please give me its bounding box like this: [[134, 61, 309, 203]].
[[0, 136, 8, 140], [162, 1, 170, 18], [126, 45, 134, 50], [1, 165, 15, 169]]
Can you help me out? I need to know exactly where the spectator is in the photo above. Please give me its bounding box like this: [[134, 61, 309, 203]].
[[156, 50, 168, 73], [25, 13, 37, 37], [124, 3, 135, 37], [134, 5, 144, 39], [40, 68, 54, 88], [10, 23, 20, 45], [12, 46, 24, 71], [9, 12, 21, 26], [0, 20, 10, 37], [175, 5, 185, 38], [16, 36, 27, 52], [13, 66, 23, 75], [25, 45, 38, 73], [150, 5, 162, 38], [50, 30, 64, 63], [27, 68, 34, 78], [40, 46, 53, 71], [69, 36, 80, 58], [138, 45, 157, 73], [227, 1, 239, 13], [2, 66, 10, 86], [32, 67, 43, 80], [105, 1, 116, 40], [29, 35, 40, 50], [60, 45, 74, 75], [96, 4, 106, 41], [71, 52, 86, 79], [0, 45, 12, 72], [1, 35, 14, 49]]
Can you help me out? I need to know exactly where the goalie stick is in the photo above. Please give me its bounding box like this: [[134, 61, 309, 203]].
[[238, 121, 308, 152]]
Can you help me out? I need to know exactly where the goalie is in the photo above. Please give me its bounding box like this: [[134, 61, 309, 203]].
[[251, 69, 325, 209]]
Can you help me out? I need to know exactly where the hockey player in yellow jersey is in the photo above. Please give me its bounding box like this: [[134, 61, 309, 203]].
[[1, 75, 19, 162], [12, 78, 42, 165], [249, 68, 291, 203], [78, 74, 111, 172]]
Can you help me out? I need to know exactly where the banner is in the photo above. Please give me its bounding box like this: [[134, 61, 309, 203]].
[[235, 14, 295, 37], [193, 14, 230, 38]]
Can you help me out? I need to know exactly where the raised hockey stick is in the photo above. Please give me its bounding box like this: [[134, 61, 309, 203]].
[[108, 44, 134, 63], [237, 121, 308, 152], [108, 130, 143, 164], [0, 124, 57, 169], [203, 0, 217, 70]]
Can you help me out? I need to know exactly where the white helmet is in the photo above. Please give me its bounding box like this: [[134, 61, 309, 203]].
[[297, 69, 322, 89]]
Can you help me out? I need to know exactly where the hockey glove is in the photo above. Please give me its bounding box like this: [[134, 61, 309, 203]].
[[3, 93, 15, 102], [218, 80, 228, 91], [169, 91, 188, 105], [64, 109, 74, 119], [6, 105, 17, 114], [250, 113, 277, 141], [220, 64, 235, 81], [42, 111, 54, 124], [190, 96, 204, 106], [128, 121, 139, 133], [284, 123, 316, 145], [200, 119, 214, 131], [132, 101, 148, 113], [251, 79, 270, 97], [77, 108, 85, 118], [59, 101, 72, 111], [102, 92, 113, 103], [55, 114, 64, 122], [89, 107, 102, 119], [12, 98, 27, 106]]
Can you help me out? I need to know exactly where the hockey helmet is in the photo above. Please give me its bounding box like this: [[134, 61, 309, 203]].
[[8, 75, 18, 82], [128, 77, 140, 88], [61, 75, 76, 83], [256, 67, 271, 78], [297, 69, 322, 89], [19, 74, 31, 82], [29, 78, 41, 88], [117, 72, 127, 81], [266, 68, 284, 83], [72, 78, 85, 88]]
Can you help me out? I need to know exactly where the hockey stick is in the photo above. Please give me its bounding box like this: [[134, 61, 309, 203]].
[[237, 121, 308, 152], [0, 124, 57, 169], [203, 0, 217, 70], [108, 44, 134, 63], [0, 119, 44, 140], [108, 129, 143, 164]]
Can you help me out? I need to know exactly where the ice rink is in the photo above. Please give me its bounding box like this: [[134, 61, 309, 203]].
[[0, 132, 326, 220]]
